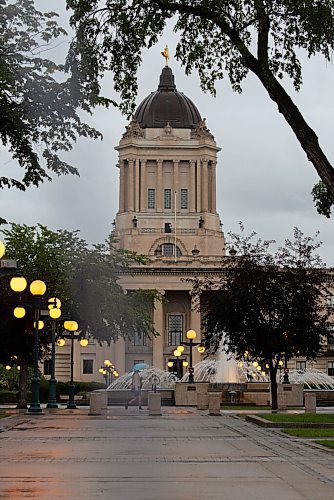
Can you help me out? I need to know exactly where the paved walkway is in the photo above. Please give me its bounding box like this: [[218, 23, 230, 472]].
[[0, 406, 334, 499]]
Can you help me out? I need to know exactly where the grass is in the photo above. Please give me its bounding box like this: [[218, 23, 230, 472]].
[[221, 405, 271, 410], [315, 440, 334, 449], [283, 428, 334, 437], [0, 414, 10, 419], [256, 413, 334, 423]]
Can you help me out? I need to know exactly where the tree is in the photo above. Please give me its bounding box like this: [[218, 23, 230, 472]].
[[0, 223, 157, 407], [190, 225, 332, 410], [0, 0, 109, 215], [66, 0, 334, 215]]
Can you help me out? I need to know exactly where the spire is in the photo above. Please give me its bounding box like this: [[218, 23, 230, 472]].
[[158, 66, 176, 91]]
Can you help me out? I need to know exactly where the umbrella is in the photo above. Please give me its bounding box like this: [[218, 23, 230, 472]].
[[131, 362, 149, 372]]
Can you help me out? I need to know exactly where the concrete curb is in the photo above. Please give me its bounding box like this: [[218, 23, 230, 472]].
[[246, 415, 334, 428]]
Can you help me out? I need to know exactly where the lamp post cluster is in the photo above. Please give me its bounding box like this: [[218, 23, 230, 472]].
[[99, 359, 119, 387], [172, 330, 205, 383]]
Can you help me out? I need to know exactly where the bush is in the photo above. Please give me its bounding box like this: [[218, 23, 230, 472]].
[[0, 390, 17, 403]]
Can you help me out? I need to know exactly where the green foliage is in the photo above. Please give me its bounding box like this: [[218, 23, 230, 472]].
[[66, 0, 334, 209], [315, 440, 334, 449], [0, 0, 104, 201], [258, 413, 334, 423], [283, 428, 334, 437], [312, 181, 334, 218], [0, 223, 157, 368]]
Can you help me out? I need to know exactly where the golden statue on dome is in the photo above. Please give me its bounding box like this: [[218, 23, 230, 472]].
[[161, 46, 170, 65]]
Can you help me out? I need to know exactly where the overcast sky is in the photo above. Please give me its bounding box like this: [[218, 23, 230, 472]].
[[0, 1, 333, 265]]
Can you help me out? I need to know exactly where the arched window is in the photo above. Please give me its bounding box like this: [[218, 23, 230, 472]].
[[161, 243, 182, 257]]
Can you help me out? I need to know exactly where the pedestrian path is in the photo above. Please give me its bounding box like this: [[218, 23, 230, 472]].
[[0, 406, 333, 499]]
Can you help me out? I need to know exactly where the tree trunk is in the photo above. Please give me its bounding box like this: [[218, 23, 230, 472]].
[[16, 360, 28, 409], [269, 365, 278, 411]]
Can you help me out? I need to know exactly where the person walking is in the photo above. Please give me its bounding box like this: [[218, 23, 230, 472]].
[[125, 369, 143, 409]]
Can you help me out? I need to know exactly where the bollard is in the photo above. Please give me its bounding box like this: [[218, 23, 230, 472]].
[[277, 391, 287, 411], [197, 384, 209, 410], [304, 392, 316, 413], [208, 392, 221, 416], [89, 390, 108, 416], [148, 391, 162, 416]]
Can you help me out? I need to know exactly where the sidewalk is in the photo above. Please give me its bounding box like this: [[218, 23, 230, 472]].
[[0, 406, 333, 499]]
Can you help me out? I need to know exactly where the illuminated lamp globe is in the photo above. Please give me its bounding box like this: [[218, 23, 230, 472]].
[[177, 346, 185, 353], [5, 365, 11, 370], [17, 366, 20, 371], [48, 297, 61, 310], [278, 360, 284, 366], [182, 361, 189, 367], [265, 363, 269, 369], [98, 368, 104, 374], [56, 338, 65, 347], [197, 346, 205, 354], [0, 240, 5, 258], [10, 277, 27, 292], [30, 280, 46, 296], [34, 320, 44, 330], [79, 338, 88, 347], [64, 320, 78, 332], [186, 329, 197, 340], [238, 362, 244, 368], [167, 361, 174, 368], [104, 359, 112, 366], [262, 371, 266, 377], [14, 307, 26, 318], [114, 372, 119, 377], [173, 349, 181, 357], [256, 365, 261, 371], [252, 361, 259, 367], [49, 308, 61, 319]]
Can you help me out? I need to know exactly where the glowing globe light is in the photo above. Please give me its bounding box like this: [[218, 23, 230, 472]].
[[30, 280, 46, 296], [252, 361, 259, 367], [182, 361, 189, 367], [278, 360, 284, 366], [167, 361, 174, 368], [10, 277, 27, 292], [177, 346, 185, 353], [49, 308, 61, 319], [48, 297, 61, 309], [173, 349, 181, 357], [64, 320, 78, 332], [186, 329, 197, 340], [34, 320, 44, 330], [0, 240, 5, 258], [198, 346, 205, 354], [56, 338, 65, 347], [79, 339, 88, 347], [13, 307, 26, 318]]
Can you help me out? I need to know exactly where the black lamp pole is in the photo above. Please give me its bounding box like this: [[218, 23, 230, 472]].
[[47, 318, 58, 408], [67, 334, 76, 409], [283, 355, 290, 384], [29, 298, 42, 413]]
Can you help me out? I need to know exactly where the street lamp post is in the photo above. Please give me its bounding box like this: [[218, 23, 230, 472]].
[[61, 321, 88, 409], [47, 299, 61, 408], [283, 355, 290, 384], [29, 280, 47, 413], [181, 330, 201, 383]]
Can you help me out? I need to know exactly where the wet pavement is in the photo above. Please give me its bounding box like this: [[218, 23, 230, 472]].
[[0, 406, 334, 499]]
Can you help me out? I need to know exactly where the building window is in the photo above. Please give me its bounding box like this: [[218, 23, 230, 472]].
[[327, 326, 334, 348], [148, 188, 155, 209], [328, 361, 334, 377], [180, 189, 188, 209], [168, 314, 183, 346], [326, 295, 334, 308], [296, 360, 306, 371], [133, 330, 147, 346], [164, 189, 172, 209], [134, 359, 145, 365], [43, 359, 52, 375], [162, 243, 182, 257], [83, 359, 93, 374]]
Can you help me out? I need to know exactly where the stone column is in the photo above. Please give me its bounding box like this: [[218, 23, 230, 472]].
[[114, 337, 126, 374], [202, 158, 209, 212], [196, 160, 202, 212], [134, 159, 140, 212], [128, 159, 134, 212], [140, 159, 147, 212], [157, 159, 163, 212], [173, 159, 179, 211], [153, 297, 164, 369], [190, 295, 201, 366], [119, 161, 125, 212], [211, 161, 217, 213], [189, 160, 196, 212]]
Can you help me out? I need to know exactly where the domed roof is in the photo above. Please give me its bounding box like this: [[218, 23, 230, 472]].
[[134, 66, 202, 129]]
